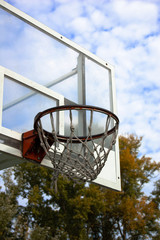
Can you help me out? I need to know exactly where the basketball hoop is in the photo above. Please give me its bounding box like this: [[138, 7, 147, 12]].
[[22, 105, 119, 182]]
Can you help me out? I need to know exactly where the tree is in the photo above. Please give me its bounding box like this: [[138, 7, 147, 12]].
[[101, 135, 160, 239], [0, 134, 159, 239], [0, 169, 19, 239], [151, 179, 160, 239], [152, 179, 160, 208]]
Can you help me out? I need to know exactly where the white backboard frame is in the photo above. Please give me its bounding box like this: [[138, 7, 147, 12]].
[[0, 0, 121, 191]]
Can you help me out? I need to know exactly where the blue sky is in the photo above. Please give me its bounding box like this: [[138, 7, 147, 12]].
[[4, 0, 159, 161], [0, 0, 160, 194]]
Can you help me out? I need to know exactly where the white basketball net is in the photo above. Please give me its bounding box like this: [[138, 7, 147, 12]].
[[37, 109, 118, 182]]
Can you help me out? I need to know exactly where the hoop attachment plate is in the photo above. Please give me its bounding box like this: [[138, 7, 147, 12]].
[[22, 130, 53, 162]]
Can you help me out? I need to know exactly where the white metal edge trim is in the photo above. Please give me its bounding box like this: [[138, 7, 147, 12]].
[[40, 158, 53, 169], [0, 0, 113, 70], [0, 142, 22, 157], [0, 67, 4, 126], [109, 66, 121, 190], [109, 67, 117, 115], [94, 173, 121, 190], [115, 138, 121, 190], [93, 152, 121, 191], [0, 126, 21, 140], [94, 175, 121, 191], [1, 66, 64, 102]]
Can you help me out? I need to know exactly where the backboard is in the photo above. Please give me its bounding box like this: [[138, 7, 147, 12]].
[[0, 0, 121, 191]]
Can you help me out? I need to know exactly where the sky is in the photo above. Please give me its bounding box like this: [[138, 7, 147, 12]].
[[0, 0, 160, 192]]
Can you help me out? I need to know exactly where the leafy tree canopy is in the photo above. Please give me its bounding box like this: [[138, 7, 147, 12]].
[[0, 134, 159, 239]]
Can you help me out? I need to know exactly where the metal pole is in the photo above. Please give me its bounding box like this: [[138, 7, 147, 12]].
[[77, 53, 86, 136]]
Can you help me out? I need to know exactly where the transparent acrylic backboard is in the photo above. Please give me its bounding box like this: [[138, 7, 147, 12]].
[[0, 0, 121, 191]]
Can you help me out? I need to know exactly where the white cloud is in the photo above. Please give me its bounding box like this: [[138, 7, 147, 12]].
[[112, 0, 158, 25], [8, 0, 54, 14], [90, 9, 111, 29], [70, 17, 94, 34]]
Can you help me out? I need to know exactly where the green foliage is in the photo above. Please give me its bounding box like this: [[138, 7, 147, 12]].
[[152, 179, 160, 207], [0, 134, 159, 239], [0, 191, 17, 239], [30, 225, 53, 240], [0, 169, 19, 239], [119, 135, 160, 197]]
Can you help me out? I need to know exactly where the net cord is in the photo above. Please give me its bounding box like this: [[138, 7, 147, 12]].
[[36, 108, 118, 182]]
